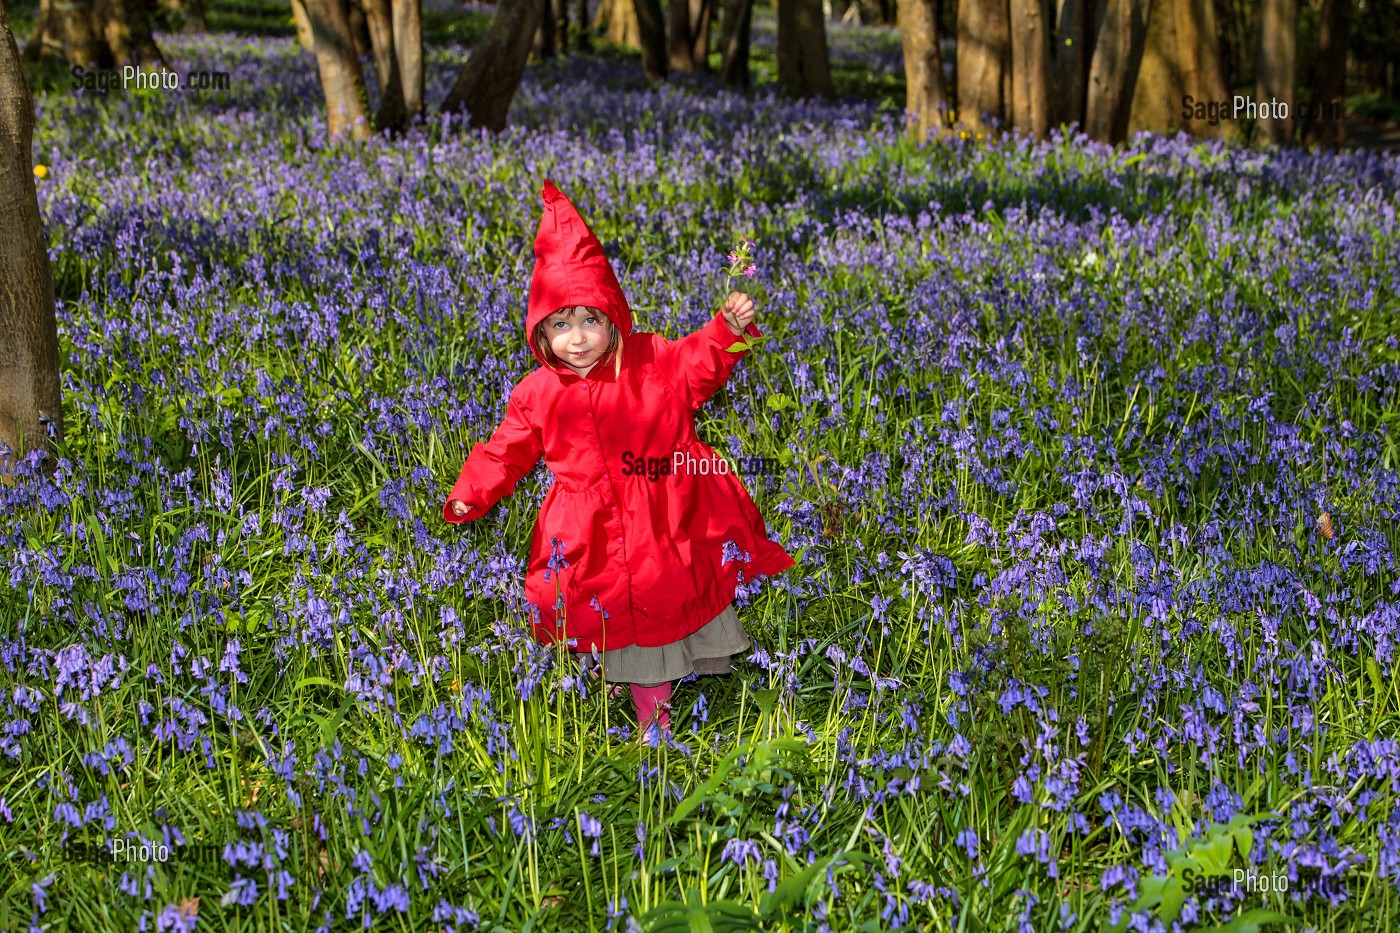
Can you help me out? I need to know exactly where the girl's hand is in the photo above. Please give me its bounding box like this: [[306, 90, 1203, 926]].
[[448, 500, 470, 517], [722, 292, 755, 336]]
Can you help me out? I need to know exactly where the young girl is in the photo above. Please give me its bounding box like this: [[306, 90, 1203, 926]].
[[443, 179, 794, 740]]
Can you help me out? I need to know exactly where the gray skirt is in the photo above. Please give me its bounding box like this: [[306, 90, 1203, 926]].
[[573, 604, 749, 688]]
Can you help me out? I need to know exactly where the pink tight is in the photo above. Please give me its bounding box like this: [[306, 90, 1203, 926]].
[[630, 681, 672, 735]]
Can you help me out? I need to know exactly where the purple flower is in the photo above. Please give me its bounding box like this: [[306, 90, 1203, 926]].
[[31, 875, 54, 913], [721, 838, 761, 866], [544, 536, 569, 582]]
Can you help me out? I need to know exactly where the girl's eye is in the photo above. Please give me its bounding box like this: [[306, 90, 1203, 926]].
[[585, 317, 598, 325]]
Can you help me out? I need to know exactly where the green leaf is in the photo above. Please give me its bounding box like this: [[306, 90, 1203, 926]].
[[638, 900, 758, 933], [766, 393, 792, 411], [1195, 830, 1236, 874], [1200, 909, 1300, 933], [752, 689, 779, 715]]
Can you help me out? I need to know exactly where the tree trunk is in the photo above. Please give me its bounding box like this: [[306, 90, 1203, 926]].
[[533, 0, 556, 58], [158, 0, 207, 32], [362, 0, 407, 131], [718, 0, 754, 88], [1126, 0, 1227, 137], [553, 0, 569, 54], [27, 0, 165, 68], [574, 0, 593, 50], [898, 0, 947, 141], [667, 0, 710, 71], [347, 0, 372, 58], [1050, 0, 1089, 131], [634, 0, 668, 80], [956, 0, 1010, 131], [1127, 0, 1180, 133], [1179, 0, 1230, 137], [1254, 0, 1295, 145], [1009, 0, 1050, 136], [304, 0, 373, 140], [25, 0, 108, 66], [291, 0, 316, 48], [777, 0, 834, 98], [1302, 0, 1346, 148], [602, 0, 640, 48], [1084, 0, 1150, 143], [669, 0, 693, 70], [392, 0, 424, 119], [690, 0, 712, 71], [1213, 0, 1236, 89], [440, 0, 547, 132], [99, 0, 165, 66], [0, 6, 65, 476]]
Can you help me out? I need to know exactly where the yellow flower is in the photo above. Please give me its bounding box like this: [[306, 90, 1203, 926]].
[[33, 164, 48, 179], [960, 131, 969, 139]]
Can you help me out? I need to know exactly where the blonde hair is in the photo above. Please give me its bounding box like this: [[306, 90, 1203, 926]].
[[534, 306, 624, 378]]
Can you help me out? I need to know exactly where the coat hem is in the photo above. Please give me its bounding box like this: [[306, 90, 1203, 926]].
[[531, 551, 794, 651]]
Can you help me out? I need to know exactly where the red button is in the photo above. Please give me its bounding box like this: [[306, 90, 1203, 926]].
[[610, 507, 618, 514], [616, 536, 623, 543]]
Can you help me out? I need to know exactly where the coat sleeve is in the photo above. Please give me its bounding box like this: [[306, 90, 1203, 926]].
[[653, 310, 763, 411], [442, 391, 544, 524]]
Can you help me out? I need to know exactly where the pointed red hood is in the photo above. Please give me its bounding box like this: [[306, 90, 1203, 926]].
[[526, 179, 634, 368]]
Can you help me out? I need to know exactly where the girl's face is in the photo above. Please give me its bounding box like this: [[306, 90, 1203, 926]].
[[546, 306, 611, 375]]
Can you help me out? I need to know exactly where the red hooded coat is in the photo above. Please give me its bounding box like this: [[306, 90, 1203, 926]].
[[443, 180, 794, 651]]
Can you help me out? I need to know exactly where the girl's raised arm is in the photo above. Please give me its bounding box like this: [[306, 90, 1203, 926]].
[[654, 310, 764, 412], [442, 392, 544, 524]]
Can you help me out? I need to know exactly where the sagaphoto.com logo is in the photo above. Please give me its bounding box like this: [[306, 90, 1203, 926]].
[[71, 65, 232, 97]]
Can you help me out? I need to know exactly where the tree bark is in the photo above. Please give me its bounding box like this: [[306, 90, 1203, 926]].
[[669, 0, 693, 70], [534, 0, 556, 57], [362, 0, 407, 131], [553, 0, 570, 54], [718, 0, 754, 87], [956, 0, 1010, 131], [1050, 0, 1089, 131], [304, 0, 373, 140], [25, 0, 108, 66], [777, 0, 834, 98], [440, 0, 547, 132], [898, 0, 947, 141], [663, 0, 711, 70], [27, 0, 165, 68], [1302, 0, 1347, 148], [1084, 0, 1150, 143], [347, 0, 372, 58], [633, 0, 667, 79], [291, 0, 316, 48], [392, 0, 424, 119], [1126, 0, 1227, 137], [158, 0, 207, 32], [574, 0, 593, 50], [1179, 0, 1230, 136], [0, 6, 65, 476], [1254, 0, 1295, 145], [99, 0, 165, 66], [690, 0, 712, 71], [1009, 0, 1050, 137], [1127, 0, 1180, 133], [601, 0, 641, 47]]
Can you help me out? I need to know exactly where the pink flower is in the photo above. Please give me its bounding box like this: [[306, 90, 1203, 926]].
[[727, 251, 739, 265], [743, 265, 756, 276]]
